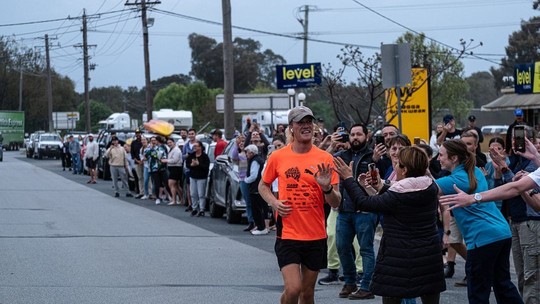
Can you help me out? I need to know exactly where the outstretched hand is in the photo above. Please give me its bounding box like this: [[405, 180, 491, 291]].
[[439, 184, 475, 211], [314, 162, 333, 190], [333, 157, 353, 180]]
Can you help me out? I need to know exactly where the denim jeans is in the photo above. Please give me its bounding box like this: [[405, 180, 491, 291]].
[[190, 178, 207, 212], [336, 211, 377, 290], [110, 165, 129, 194], [143, 166, 150, 196], [71, 153, 80, 173], [240, 181, 253, 223]]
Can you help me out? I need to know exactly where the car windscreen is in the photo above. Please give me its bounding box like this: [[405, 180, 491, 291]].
[[40, 135, 60, 141]]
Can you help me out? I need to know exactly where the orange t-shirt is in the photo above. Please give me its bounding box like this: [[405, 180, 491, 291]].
[[262, 144, 338, 241]]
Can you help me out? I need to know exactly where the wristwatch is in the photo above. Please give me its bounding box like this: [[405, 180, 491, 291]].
[[473, 193, 483, 204], [445, 230, 451, 236]]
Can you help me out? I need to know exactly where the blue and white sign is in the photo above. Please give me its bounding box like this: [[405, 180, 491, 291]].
[[276, 63, 321, 89]]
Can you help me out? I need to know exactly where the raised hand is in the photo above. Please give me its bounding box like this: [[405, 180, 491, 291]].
[[333, 157, 353, 180]]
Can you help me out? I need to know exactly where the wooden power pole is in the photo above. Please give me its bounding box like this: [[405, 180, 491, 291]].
[[222, 0, 235, 139]]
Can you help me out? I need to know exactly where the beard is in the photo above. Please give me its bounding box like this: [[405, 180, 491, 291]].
[[350, 140, 366, 151]]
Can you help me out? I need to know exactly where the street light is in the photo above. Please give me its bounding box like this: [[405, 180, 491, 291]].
[[297, 92, 306, 107], [287, 88, 296, 109]]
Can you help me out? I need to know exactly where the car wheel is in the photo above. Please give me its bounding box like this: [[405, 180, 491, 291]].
[[225, 186, 242, 224], [209, 186, 225, 218]]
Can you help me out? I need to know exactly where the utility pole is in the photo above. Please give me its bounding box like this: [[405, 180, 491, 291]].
[[126, 0, 160, 121], [222, 0, 234, 139], [45, 34, 54, 132], [297, 5, 311, 64], [18, 62, 23, 111], [82, 9, 91, 132], [74, 9, 97, 132]]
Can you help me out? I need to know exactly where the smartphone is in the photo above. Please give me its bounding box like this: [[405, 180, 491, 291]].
[[375, 135, 385, 146], [253, 118, 258, 124], [267, 144, 276, 154], [414, 137, 421, 145], [368, 163, 378, 186], [513, 125, 526, 153]]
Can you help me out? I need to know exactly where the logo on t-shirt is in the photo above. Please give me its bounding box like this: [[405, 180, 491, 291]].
[[285, 166, 301, 182]]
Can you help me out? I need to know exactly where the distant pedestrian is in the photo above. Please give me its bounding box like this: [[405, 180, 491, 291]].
[[164, 138, 183, 205], [105, 136, 133, 198], [186, 140, 210, 217], [213, 129, 227, 158], [132, 130, 145, 198], [68, 135, 81, 174], [145, 136, 169, 205], [85, 133, 99, 184], [244, 144, 268, 235]]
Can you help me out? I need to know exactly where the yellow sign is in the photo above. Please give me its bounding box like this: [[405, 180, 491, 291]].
[[533, 62, 540, 93], [385, 68, 430, 142]]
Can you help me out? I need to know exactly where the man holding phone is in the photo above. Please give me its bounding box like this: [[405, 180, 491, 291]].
[[332, 123, 378, 300], [437, 114, 462, 146]]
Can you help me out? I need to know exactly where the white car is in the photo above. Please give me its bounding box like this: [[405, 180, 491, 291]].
[[34, 133, 62, 159]]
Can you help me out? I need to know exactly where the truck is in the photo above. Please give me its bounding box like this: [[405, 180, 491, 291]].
[[98, 112, 133, 130], [241, 110, 289, 136], [0, 111, 25, 151], [142, 109, 193, 131]]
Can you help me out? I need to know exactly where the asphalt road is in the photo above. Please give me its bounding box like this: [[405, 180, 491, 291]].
[[0, 151, 511, 303]]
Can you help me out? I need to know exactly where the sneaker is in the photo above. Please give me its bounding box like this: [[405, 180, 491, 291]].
[[454, 277, 467, 287], [348, 289, 375, 300], [197, 211, 205, 217], [185, 206, 193, 212], [318, 271, 340, 285], [155, 199, 161, 205], [191, 210, 198, 217], [251, 228, 269, 235], [115, 192, 120, 197], [126, 193, 133, 197], [243, 223, 255, 232], [338, 275, 345, 282], [135, 194, 144, 199], [140, 195, 149, 200], [339, 284, 358, 298]]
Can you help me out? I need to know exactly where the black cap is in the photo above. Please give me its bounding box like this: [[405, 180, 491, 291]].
[[468, 115, 476, 122], [135, 129, 141, 133]]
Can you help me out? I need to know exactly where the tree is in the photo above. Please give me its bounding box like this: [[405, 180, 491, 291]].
[[491, 16, 540, 91], [188, 33, 286, 93], [465, 72, 499, 108], [153, 83, 186, 110], [76, 100, 113, 131]]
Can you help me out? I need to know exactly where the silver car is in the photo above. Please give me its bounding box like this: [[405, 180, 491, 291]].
[[207, 140, 246, 224]]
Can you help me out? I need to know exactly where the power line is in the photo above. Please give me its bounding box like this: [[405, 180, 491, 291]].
[[149, 8, 380, 50], [0, 8, 133, 28], [350, 0, 502, 66]]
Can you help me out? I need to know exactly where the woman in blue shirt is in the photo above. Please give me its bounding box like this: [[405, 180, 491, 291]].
[[436, 139, 522, 304]]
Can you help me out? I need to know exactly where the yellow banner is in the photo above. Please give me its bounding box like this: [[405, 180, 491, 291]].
[[385, 68, 430, 142], [534, 62, 540, 93]]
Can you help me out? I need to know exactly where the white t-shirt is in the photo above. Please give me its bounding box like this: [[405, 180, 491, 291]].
[[528, 167, 540, 186]]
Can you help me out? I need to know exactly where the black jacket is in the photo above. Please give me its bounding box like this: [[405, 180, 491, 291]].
[[334, 146, 373, 212], [246, 155, 264, 194], [343, 177, 446, 298]]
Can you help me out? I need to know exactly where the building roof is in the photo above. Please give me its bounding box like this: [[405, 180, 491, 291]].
[[481, 93, 540, 111]]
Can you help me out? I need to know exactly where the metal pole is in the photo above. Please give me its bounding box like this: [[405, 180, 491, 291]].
[[45, 34, 53, 132], [141, 0, 153, 120], [394, 45, 402, 131], [18, 64, 23, 111]]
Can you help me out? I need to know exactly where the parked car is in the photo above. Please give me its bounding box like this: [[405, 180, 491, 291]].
[[33, 133, 62, 159], [206, 140, 246, 224], [26, 131, 44, 158], [481, 125, 509, 135]]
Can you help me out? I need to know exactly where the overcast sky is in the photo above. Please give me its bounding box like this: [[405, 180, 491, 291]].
[[0, 0, 536, 93]]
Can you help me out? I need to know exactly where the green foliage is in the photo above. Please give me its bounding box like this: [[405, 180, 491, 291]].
[[396, 32, 472, 121], [491, 16, 540, 91], [153, 82, 225, 130], [188, 33, 286, 93], [465, 72, 499, 108], [76, 100, 113, 132]]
